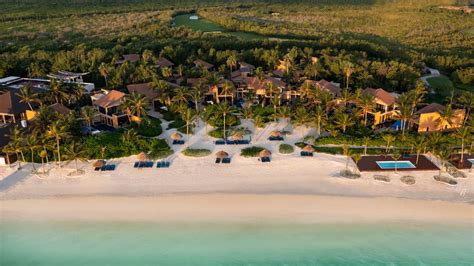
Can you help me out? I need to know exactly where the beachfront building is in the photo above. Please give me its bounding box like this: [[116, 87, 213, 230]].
[[363, 88, 399, 126], [47, 71, 95, 93], [414, 103, 465, 132], [0, 87, 37, 124], [91, 90, 128, 128], [243, 76, 286, 104]]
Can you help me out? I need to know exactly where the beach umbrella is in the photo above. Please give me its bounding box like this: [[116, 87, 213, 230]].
[[92, 160, 106, 168], [303, 145, 315, 153], [270, 131, 281, 137], [232, 132, 243, 140], [170, 132, 183, 140], [136, 152, 149, 161], [259, 149, 271, 158], [215, 151, 229, 158]]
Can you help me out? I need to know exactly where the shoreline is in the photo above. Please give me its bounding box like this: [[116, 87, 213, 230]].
[[2, 194, 473, 226]]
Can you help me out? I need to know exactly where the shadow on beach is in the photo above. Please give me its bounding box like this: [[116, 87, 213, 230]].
[[0, 169, 30, 193]]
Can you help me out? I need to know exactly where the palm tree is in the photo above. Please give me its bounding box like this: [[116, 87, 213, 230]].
[[220, 81, 234, 105], [438, 104, 453, 130], [278, 106, 291, 130], [392, 150, 401, 173], [182, 108, 196, 137], [217, 103, 234, 142], [344, 63, 354, 90], [436, 146, 452, 176], [253, 115, 265, 140], [342, 144, 352, 172], [293, 107, 312, 141], [362, 136, 370, 155], [411, 135, 427, 165], [25, 135, 39, 171], [226, 55, 237, 77], [172, 87, 189, 105], [339, 88, 352, 107], [334, 113, 354, 133], [314, 105, 327, 136], [81, 106, 96, 128], [396, 92, 412, 136], [382, 134, 396, 153], [46, 122, 69, 168], [122, 92, 149, 121], [352, 152, 362, 174], [99, 63, 109, 88], [189, 87, 203, 115], [161, 67, 172, 80], [457, 91, 473, 126], [454, 127, 472, 168], [357, 94, 375, 127], [64, 142, 88, 174], [16, 84, 39, 111], [48, 79, 69, 104], [39, 149, 48, 174]]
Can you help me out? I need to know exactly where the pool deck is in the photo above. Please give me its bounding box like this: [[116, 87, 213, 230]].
[[356, 155, 439, 172], [449, 153, 474, 169]]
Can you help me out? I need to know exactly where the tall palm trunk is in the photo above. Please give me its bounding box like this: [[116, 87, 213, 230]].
[[56, 137, 61, 168], [223, 113, 227, 143], [30, 149, 36, 170]]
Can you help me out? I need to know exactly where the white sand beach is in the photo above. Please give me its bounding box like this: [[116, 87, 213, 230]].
[[2, 194, 473, 226], [0, 119, 473, 202]]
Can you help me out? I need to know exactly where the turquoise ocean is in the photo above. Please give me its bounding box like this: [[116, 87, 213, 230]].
[[1, 221, 473, 265]]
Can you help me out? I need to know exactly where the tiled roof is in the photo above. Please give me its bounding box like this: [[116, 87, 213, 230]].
[[316, 79, 341, 96], [193, 59, 214, 69], [416, 103, 445, 114], [155, 57, 174, 68], [0, 89, 31, 115], [49, 103, 71, 116], [127, 83, 158, 101], [94, 90, 125, 108], [363, 88, 396, 106]]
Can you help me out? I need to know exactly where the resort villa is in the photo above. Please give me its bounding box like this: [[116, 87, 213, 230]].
[[91, 90, 128, 128], [154, 57, 175, 69], [116, 54, 141, 65], [193, 59, 215, 71], [414, 103, 466, 132], [363, 88, 399, 125]]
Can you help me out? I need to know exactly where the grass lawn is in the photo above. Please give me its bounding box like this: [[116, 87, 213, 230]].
[[174, 14, 226, 32], [427, 75, 454, 90], [173, 13, 266, 40]]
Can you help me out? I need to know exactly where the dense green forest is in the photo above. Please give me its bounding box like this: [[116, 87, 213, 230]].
[[0, 0, 472, 92]]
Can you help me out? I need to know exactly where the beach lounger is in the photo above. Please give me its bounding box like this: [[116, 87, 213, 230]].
[[225, 140, 235, 145], [156, 162, 163, 168], [94, 167, 101, 171], [165, 162, 170, 168], [134, 162, 139, 168], [268, 136, 284, 141], [261, 157, 271, 163], [172, 140, 185, 145], [215, 158, 221, 164], [222, 158, 231, 164], [215, 140, 225, 145], [102, 164, 116, 171], [145, 161, 154, 168]]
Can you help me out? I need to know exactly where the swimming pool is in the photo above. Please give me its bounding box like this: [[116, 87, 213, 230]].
[[376, 161, 416, 170], [467, 159, 474, 164]]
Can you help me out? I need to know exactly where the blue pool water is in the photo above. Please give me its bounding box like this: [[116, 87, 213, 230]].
[[377, 161, 416, 169], [1, 221, 473, 265]]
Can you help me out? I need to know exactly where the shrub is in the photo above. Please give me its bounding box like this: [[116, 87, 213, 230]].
[[433, 175, 458, 185], [240, 146, 265, 157], [168, 119, 185, 129], [130, 116, 162, 137], [279, 144, 294, 154], [400, 176, 416, 185], [82, 132, 173, 160], [182, 148, 212, 157], [374, 175, 390, 182], [208, 128, 224, 139]]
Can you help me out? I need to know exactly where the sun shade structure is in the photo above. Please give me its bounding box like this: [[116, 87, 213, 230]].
[[136, 152, 149, 161], [303, 145, 315, 153], [170, 132, 183, 140], [92, 160, 106, 168], [259, 149, 271, 157], [215, 151, 229, 158], [232, 132, 243, 140], [270, 131, 281, 137]]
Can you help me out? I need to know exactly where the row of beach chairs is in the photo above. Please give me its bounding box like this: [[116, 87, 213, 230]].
[[172, 140, 185, 145], [94, 165, 116, 171], [268, 136, 284, 141], [133, 161, 171, 168], [215, 140, 251, 145], [215, 158, 231, 164], [300, 152, 314, 157]]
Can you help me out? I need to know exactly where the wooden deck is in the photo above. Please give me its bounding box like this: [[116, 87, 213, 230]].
[[356, 155, 439, 172], [449, 153, 474, 169]]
